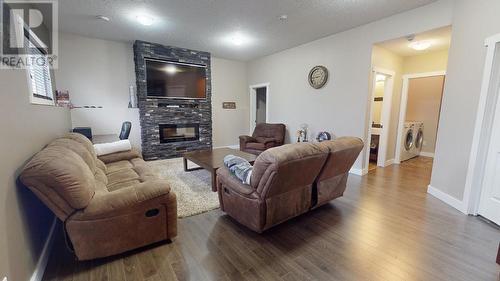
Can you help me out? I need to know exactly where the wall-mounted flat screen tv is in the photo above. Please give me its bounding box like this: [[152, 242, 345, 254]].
[[145, 59, 207, 99]]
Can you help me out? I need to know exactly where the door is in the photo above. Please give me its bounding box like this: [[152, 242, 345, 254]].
[[256, 87, 267, 124], [249, 83, 269, 133], [478, 84, 500, 225]]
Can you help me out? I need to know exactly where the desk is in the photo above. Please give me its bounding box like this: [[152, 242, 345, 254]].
[[92, 134, 119, 144]]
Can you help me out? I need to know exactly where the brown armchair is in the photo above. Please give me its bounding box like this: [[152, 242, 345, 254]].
[[239, 123, 286, 155], [217, 137, 363, 233]]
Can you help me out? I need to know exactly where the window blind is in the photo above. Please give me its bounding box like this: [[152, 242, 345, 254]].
[[27, 41, 53, 100]]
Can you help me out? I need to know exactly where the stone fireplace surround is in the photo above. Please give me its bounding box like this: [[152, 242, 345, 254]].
[[134, 40, 212, 160]]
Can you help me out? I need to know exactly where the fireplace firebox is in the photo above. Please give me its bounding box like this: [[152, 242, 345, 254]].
[[159, 124, 200, 143]]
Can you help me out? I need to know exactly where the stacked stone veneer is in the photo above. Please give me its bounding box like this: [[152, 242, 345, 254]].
[[134, 40, 212, 160]]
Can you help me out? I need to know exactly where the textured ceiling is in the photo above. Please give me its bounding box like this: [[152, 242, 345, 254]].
[[376, 26, 452, 57], [58, 0, 439, 61]]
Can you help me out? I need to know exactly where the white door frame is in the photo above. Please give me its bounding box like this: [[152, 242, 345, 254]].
[[463, 33, 500, 215], [364, 67, 395, 171], [249, 83, 270, 134], [394, 71, 446, 164]]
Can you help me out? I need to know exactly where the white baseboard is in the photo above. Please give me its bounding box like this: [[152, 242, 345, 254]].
[[384, 159, 395, 167], [427, 185, 467, 214], [214, 144, 239, 149], [30, 217, 57, 281], [349, 167, 368, 176], [419, 152, 435, 158]]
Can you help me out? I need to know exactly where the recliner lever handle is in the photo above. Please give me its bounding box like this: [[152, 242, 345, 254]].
[[145, 209, 160, 217]]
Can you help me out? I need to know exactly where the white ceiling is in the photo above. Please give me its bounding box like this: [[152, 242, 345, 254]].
[[376, 26, 452, 57], [58, 0, 439, 61]]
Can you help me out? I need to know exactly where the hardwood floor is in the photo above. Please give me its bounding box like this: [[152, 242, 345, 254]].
[[43, 157, 500, 281]]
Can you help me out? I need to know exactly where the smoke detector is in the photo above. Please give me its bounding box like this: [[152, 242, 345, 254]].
[[95, 15, 110, 22]]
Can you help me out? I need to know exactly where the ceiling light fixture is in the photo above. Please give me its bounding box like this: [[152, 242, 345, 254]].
[[229, 33, 247, 46], [136, 14, 154, 26], [95, 15, 110, 22], [279, 14, 288, 21], [376, 74, 386, 82], [223, 32, 253, 47], [409, 40, 432, 51]]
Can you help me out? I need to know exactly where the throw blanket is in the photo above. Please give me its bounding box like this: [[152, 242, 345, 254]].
[[223, 155, 253, 185], [93, 139, 132, 156]]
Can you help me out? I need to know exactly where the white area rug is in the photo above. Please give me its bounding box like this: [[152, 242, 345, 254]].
[[149, 158, 219, 218]]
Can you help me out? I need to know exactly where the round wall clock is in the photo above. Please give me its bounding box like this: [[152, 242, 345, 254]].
[[308, 65, 329, 89]]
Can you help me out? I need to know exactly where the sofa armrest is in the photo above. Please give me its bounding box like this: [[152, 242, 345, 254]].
[[255, 137, 277, 145], [98, 148, 142, 164], [71, 179, 171, 220], [239, 135, 257, 150], [239, 135, 257, 142], [216, 167, 256, 197]]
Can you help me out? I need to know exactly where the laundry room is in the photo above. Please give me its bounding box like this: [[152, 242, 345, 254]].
[[366, 26, 450, 174]]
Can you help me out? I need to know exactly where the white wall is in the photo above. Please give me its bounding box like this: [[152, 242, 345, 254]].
[[57, 33, 249, 150], [405, 75, 445, 154], [431, 0, 500, 202], [247, 0, 454, 171], [55, 33, 142, 149], [211, 58, 249, 147], [0, 69, 71, 281]]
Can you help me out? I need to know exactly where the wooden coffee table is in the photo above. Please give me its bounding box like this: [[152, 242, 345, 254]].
[[183, 148, 257, 192]]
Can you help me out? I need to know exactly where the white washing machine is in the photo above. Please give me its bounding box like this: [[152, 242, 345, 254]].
[[400, 122, 419, 162], [413, 122, 424, 155]]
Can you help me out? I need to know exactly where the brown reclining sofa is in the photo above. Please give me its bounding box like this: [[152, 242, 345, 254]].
[[217, 137, 363, 233], [19, 133, 177, 260]]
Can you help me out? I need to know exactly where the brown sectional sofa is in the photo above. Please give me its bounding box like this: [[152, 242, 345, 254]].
[[217, 137, 363, 233], [19, 133, 177, 260]]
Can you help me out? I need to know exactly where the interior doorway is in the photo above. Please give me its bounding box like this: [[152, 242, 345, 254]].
[[366, 67, 395, 170], [365, 26, 451, 176], [249, 83, 269, 133], [256, 88, 267, 124], [395, 72, 446, 163]]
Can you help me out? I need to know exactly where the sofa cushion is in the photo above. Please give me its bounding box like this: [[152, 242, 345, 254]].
[[250, 142, 329, 193], [96, 159, 107, 173], [105, 157, 157, 192], [106, 160, 133, 174], [94, 168, 108, 185], [107, 169, 140, 188], [107, 179, 142, 192], [20, 145, 96, 210], [246, 142, 266, 150], [49, 138, 96, 173], [63, 133, 97, 161], [98, 148, 142, 164]]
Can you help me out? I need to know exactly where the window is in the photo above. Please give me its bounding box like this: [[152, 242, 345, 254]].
[[25, 34, 54, 105]]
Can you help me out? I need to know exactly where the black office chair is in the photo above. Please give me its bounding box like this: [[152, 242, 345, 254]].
[[119, 121, 132, 140]]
